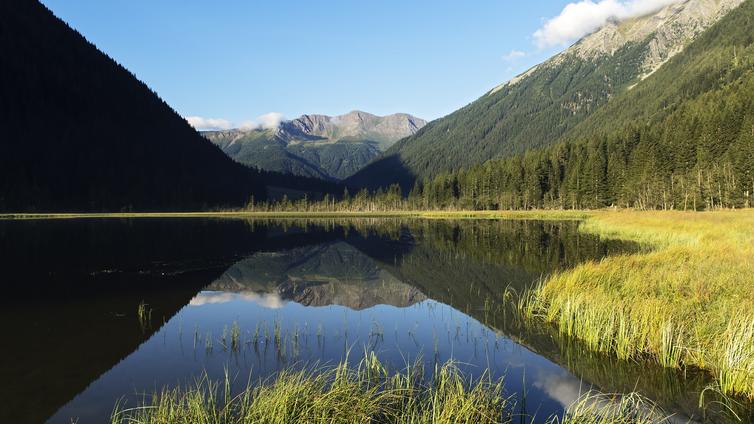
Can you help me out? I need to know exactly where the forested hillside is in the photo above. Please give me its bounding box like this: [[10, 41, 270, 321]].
[[0, 1, 268, 211], [405, 0, 754, 210], [347, 0, 744, 191]]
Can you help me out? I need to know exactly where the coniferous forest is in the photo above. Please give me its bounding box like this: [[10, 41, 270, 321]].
[[342, 1, 754, 211]]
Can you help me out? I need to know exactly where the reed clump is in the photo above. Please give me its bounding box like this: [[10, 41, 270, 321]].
[[522, 210, 754, 399], [110, 355, 675, 424], [136, 300, 152, 331], [550, 391, 669, 424], [110, 355, 512, 424]]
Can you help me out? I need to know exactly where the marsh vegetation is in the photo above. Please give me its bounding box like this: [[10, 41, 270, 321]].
[[110, 355, 668, 424], [519, 210, 754, 399]]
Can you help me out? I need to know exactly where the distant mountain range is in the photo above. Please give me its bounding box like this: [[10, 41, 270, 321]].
[[204, 111, 426, 180], [347, 0, 746, 190]]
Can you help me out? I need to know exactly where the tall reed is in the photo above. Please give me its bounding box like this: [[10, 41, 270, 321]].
[[521, 210, 754, 398], [110, 356, 513, 424]]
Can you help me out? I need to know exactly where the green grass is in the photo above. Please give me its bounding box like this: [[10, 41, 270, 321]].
[[551, 392, 668, 424], [110, 355, 673, 424], [111, 355, 512, 424], [136, 300, 152, 332], [521, 210, 754, 399]]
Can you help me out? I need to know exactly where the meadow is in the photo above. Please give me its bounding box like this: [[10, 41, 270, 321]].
[[521, 210, 754, 399]]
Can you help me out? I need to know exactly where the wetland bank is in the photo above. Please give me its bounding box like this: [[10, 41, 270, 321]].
[[1, 211, 752, 423]]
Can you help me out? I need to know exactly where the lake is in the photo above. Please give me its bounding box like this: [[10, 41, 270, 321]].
[[0, 218, 739, 422]]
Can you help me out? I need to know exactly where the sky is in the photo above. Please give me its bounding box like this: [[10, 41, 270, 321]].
[[40, 0, 678, 129]]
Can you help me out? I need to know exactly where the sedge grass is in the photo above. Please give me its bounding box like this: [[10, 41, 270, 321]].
[[137, 300, 152, 332], [110, 354, 513, 424], [109, 354, 679, 424], [522, 210, 754, 399], [550, 391, 671, 424]]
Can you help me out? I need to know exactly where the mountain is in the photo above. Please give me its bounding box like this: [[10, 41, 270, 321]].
[[347, 0, 745, 190], [0, 0, 272, 212], [204, 111, 426, 180], [388, 0, 754, 210], [206, 242, 426, 310]]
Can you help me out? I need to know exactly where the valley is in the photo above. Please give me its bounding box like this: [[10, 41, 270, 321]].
[[3, 0, 754, 422]]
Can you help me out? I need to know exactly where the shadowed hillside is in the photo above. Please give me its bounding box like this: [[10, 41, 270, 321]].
[[0, 1, 268, 211]]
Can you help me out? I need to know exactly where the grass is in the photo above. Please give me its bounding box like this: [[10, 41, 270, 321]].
[[551, 392, 669, 424], [110, 355, 512, 424], [110, 354, 674, 424], [520, 210, 754, 399], [137, 300, 152, 332]]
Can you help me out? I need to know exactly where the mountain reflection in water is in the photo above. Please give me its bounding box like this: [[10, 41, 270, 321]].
[[0, 218, 748, 423]]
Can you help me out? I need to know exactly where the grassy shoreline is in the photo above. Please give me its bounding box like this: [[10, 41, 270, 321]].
[[522, 210, 754, 399]]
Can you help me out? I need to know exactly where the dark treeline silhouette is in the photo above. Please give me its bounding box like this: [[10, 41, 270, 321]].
[[0, 1, 341, 212]]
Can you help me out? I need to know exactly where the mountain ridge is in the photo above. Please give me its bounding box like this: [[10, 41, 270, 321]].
[[347, 0, 744, 191], [384, 0, 754, 211], [204, 111, 426, 180]]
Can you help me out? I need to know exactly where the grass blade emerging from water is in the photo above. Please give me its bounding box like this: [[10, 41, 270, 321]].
[[111, 357, 513, 424]]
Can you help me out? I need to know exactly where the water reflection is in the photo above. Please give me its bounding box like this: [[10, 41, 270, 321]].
[[0, 218, 748, 423], [208, 242, 426, 310]]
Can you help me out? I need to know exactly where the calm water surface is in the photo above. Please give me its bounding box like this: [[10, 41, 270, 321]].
[[0, 218, 747, 423]]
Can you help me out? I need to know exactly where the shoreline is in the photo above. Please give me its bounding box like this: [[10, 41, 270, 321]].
[[3, 208, 744, 221], [0, 210, 594, 221]]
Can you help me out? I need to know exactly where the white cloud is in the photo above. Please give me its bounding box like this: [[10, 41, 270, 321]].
[[238, 120, 260, 130], [503, 49, 526, 62], [256, 112, 285, 129], [533, 0, 682, 48], [185, 112, 286, 131], [189, 290, 288, 309], [185, 116, 233, 131]]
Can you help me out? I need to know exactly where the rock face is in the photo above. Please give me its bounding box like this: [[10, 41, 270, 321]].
[[280, 111, 427, 151], [347, 0, 745, 190], [499, 0, 744, 90], [559, 0, 744, 77], [204, 111, 426, 180]]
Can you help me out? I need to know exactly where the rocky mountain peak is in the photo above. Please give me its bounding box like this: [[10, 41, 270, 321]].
[[568, 0, 745, 76], [202, 110, 428, 181], [278, 111, 427, 149], [494, 0, 744, 94]]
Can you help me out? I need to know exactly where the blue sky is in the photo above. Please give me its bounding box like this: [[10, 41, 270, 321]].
[[39, 1, 638, 128]]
